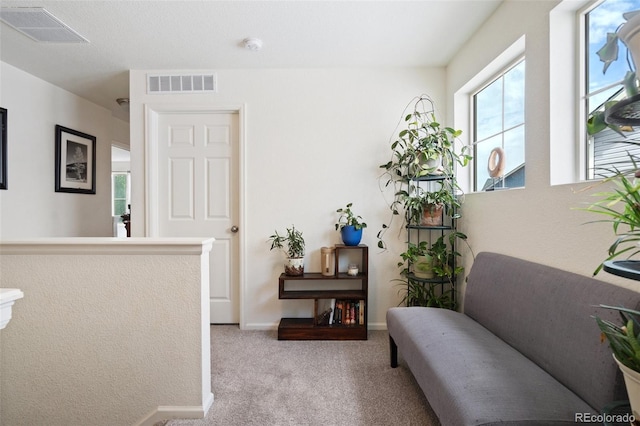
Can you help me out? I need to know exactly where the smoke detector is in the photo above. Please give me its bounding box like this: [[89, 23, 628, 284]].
[[243, 38, 263, 51]]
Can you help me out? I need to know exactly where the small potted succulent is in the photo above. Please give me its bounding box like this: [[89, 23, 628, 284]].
[[335, 202, 367, 246], [268, 225, 305, 276]]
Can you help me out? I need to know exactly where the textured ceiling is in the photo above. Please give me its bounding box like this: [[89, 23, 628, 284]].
[[0, 0, 502, 122]]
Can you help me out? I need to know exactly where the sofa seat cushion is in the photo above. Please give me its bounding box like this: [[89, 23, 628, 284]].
[[387, 307, 595, 426]]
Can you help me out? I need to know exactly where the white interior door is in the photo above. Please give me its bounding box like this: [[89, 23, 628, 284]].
[[155, 110, 240, 324]]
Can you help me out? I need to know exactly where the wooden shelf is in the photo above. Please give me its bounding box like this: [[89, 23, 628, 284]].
[[277, 245, 368, 340], [278, 318, 367, 340], [279, 289, 366, 300]]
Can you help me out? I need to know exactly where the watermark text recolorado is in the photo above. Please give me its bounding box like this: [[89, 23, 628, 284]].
[[575, 412, 635, 423]]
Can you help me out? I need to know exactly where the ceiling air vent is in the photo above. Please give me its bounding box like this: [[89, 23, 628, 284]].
[[0, 7, 89, 43], [147, 74, 217, 94]]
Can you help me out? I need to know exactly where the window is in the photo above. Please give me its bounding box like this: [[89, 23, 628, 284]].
[[472, 59, 525, 191], [585, 0, 640, 178], [112, 172, 130, 216]]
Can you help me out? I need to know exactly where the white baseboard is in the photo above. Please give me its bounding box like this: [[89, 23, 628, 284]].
[[135, 392, 214, 426]]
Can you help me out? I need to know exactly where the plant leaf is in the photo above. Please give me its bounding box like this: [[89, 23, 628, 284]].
[[597, 32, 619, 74]]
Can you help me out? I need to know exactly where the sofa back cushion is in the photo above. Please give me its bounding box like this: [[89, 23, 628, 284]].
[[464, 252, 640, 411]]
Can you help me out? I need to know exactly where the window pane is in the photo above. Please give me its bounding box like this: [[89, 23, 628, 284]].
[[473, 58, 525, 191], [504, 125, 525, 175], [587, 1, 634, 95], [504, 61, 525, 129], [114, 200, 126, 216], [585, 0, 640, 178], [112, 172, 130, 216], [475, 79, 503, 141], [113, 174, 127, 198]]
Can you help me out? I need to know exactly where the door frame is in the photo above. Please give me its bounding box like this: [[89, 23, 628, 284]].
[[144, 103, 247, 329]]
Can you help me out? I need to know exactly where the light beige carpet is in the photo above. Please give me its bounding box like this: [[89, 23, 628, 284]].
[[158, 325, 439, 426]]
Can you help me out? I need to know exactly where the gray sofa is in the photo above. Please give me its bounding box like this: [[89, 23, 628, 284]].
[[387, 252, 640, 425]]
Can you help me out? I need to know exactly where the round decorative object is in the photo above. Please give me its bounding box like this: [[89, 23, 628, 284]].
[[488, 147, 505, 178], [340, 225, 362, 246]]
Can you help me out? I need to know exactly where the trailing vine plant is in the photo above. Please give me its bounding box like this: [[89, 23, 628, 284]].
[[377, 95, 472, 249]]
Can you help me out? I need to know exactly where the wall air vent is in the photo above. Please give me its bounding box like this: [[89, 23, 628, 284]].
[[0, 7, 89, 43], [147, 74, 217, 94]]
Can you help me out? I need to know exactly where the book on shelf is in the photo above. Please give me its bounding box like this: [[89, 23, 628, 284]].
[[330, 299, 365, 325]]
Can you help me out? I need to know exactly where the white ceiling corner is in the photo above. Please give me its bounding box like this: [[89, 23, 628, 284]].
[[0, 1, 503, 122]]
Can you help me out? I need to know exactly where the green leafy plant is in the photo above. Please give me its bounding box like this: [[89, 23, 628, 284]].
[[335, 202, 367, 231], [401, 279, 454, 309], [399, 184, 461, 226], [397, 241, 430, 267], [379, 96, 470, 181], [594, 305, 640, 372], [394, 232, 468, 310], [378, 95, 471, 249], [268, 225, 305, 258], [581, 159, 640, 274]]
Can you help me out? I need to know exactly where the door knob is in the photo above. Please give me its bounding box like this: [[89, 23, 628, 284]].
[[231, 226, 239, 233]]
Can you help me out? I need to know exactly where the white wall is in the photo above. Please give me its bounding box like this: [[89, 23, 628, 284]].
[[0, 238, 213, 426], [447, 0, 640, 297], [129, 68, 446, 329], [0, 62, 113, 238]]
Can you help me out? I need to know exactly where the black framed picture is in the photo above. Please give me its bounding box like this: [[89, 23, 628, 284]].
[[0, 108, 7, 190], [55, 125, 96, 194]]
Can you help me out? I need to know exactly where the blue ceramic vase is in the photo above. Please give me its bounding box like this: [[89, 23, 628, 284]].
[[341, 225, 362, 246]]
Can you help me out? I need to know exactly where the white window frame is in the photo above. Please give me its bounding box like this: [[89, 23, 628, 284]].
[[580, 0, 640, 180], [471, 57, 526, 192], [454, 36, 526, 194]]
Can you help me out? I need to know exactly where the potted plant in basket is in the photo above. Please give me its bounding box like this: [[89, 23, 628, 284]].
[[335, 202, 367, 246], [594, 305, 640, 418], [268, 225, 305, 276]]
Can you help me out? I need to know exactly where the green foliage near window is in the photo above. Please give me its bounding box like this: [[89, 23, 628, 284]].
[[580, 158, 640, 274]]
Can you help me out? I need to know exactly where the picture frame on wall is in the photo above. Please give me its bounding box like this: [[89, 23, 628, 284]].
[[0, 107, 7, 190], [55, 125, 96, 194]]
